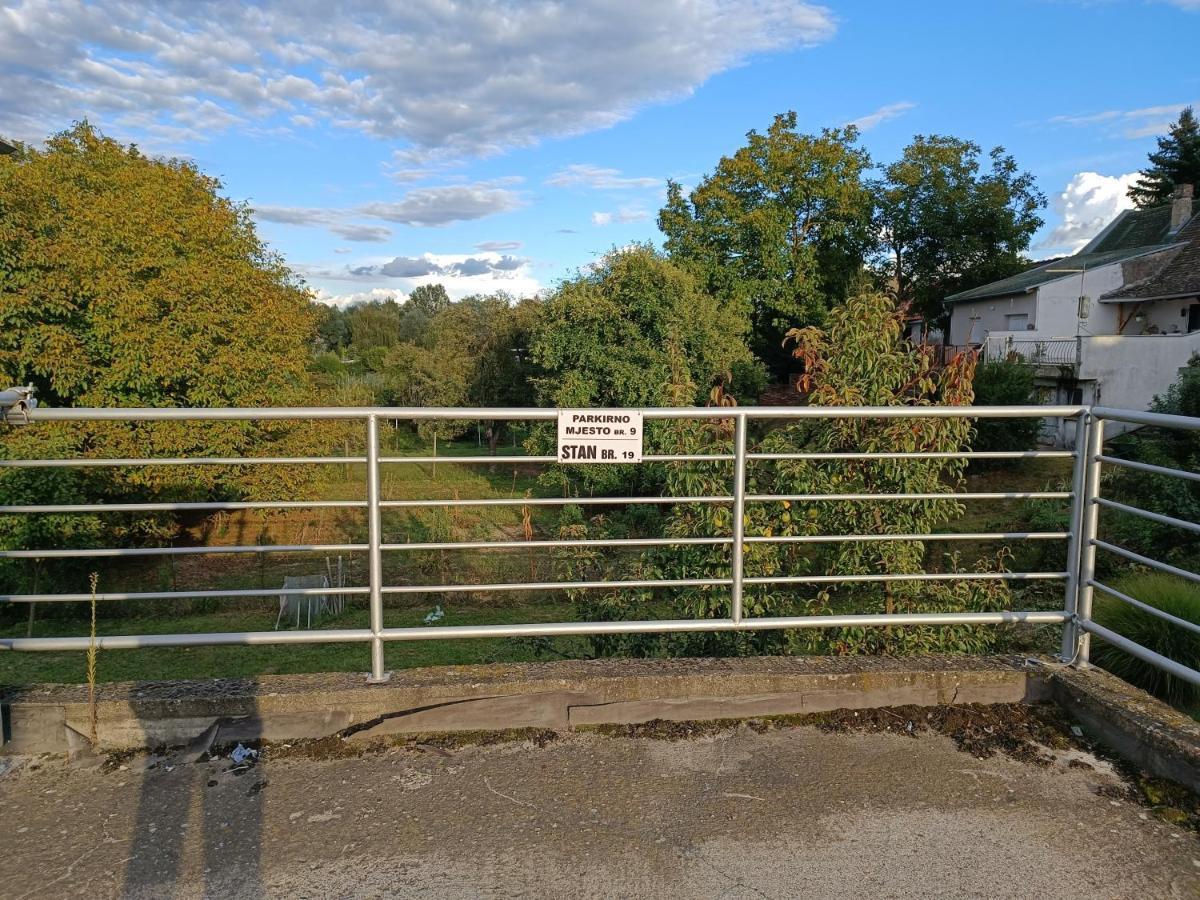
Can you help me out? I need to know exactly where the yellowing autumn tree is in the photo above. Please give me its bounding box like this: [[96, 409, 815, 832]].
[[0, 122, 314, 409]]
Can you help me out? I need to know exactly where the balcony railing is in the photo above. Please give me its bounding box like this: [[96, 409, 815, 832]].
[[985, 335, 1080, 367], [0, 403, 1197, 696]]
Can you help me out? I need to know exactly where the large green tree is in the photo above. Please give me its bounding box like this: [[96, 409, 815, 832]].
[[0, 123, 322, 592], [1129, 107, 1200, 209], [659, 112, 876, 374], [0, 123, 315, 409], [873, 136, 1044, 328]]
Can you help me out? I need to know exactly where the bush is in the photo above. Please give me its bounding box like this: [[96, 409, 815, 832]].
[[971, 360, 1039, 458], [1092, 574, 1200, 705]]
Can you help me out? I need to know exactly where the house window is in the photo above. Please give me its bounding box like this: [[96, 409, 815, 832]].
[[1005, 313, 1029, 331], [1189, 304, 1200, 333]]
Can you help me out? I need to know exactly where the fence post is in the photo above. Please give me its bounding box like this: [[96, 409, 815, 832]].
[[366, 414, 390, 683], [1072, 412, 1105, 668], [1059, 411, 1090, 662], [730, 413, 747, 625]]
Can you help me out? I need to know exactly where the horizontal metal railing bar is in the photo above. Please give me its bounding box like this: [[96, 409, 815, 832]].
[[0, 610, 1071, 651], [0, 543, 366, 559], [1097, 455, 1200, 484], [0, 628, 376, 652], [379, 495, 733, 508], [744, 531, 1069, 544], [744, 572, 1068, 585], [1094, 497, 1200, 536], [0, 586, 371, 603], [0, 456, 367, 468], [0, 500, 367, 514], [380, 577, 732, 594], [1090, 539, 1200, 585], [27, 404, 1089, 423], [381, 537, 731, 552], [1093, 406, 1200, 432], [1079, 619, 1200, 687], [1090, 579, 1200, 637], [378, 454, 735, 464], [748, 450, 1076, 461], [745, 491, 1071, 502]]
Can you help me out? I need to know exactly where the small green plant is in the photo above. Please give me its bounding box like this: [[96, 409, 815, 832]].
[[87, 571, 100, 749], [1092, 574, 1200, 706]]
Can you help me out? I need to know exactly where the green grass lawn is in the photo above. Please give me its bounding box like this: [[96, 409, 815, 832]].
[[1, 600, 591, 684]]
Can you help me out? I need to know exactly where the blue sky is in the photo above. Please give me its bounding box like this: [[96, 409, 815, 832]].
[[2, 0, 1198, 305]]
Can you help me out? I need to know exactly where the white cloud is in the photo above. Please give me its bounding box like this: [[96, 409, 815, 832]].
[[475, 240, 522, 252], [359, 181, 525, 227], [1048, 101, 1198, 139], [592, 206, 650, 226], [546, 164, 660, 190], [313, 287, 401, 308], [0, 1, 837, 158], [844, 101, 916, 132], [309, 251, 542, 303], [1040, 171, 1138, 253]]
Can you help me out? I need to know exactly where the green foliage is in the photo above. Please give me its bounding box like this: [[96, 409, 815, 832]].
[[659, 112, 876, 374], [566, 292, 1012, 659], [971, 360, 1040, 459], [0, 122, 326, 591], [873, 136, 1044, 326], [1128, 107, 1200, 209], [1092, 574, 1200, 705]]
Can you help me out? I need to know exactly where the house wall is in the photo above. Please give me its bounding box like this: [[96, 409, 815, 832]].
[[1078, 331, 1200, 413], [947, 293, 1035, 344], [1129, 297, 1198, 334], [1034, 265, 1125, 336]]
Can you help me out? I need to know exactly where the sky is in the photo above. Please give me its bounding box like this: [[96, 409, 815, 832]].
[[1, 0, 1198, 306]]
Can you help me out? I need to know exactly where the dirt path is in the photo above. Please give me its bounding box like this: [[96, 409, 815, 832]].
[[2, 724, 1197, 899]]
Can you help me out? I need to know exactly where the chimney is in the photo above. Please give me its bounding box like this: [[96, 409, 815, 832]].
[[1170, 184, 1194, 233]]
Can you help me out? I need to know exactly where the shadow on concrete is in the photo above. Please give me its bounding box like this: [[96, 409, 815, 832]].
[[121, 682, 266, 897]]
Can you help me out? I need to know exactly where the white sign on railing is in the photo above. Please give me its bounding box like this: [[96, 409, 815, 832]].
[[556, 410, 643, 463]]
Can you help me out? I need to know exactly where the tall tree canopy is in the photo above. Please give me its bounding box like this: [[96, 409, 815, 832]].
[[873, 136, 1044, 327], [658, 112, 875, 374], [0, 122, 314, 408], [1129, 107, 1200, 209], [530, 245, 754, 409]]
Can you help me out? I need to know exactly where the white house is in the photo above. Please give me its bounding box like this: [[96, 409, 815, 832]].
[[945, 185, 1200, 445]]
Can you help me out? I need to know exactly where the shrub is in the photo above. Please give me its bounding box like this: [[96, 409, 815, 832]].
[[971, 360, 1039, 459], [1092, 574, 1200, 705]]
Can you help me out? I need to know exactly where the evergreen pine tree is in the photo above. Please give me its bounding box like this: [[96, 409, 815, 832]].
[[1128, 107, 1200, 208]]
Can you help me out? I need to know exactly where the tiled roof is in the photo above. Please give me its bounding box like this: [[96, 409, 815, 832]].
[[1101, 213, 1200, 302], [945, 247, 1167, 303], [946, 200, 1187, 305]]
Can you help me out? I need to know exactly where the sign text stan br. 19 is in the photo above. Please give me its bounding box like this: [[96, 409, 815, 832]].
[[557, 410, 643, 463]]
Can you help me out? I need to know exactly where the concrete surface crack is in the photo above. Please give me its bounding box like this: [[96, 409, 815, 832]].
[[483, 775, 535, 808]]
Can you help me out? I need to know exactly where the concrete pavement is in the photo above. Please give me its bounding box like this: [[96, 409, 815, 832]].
[[2, 721, 1198, 899]]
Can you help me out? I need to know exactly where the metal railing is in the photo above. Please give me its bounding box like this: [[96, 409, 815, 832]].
[[0, 403, 1197, 692], [985, 336, 1080, 367]]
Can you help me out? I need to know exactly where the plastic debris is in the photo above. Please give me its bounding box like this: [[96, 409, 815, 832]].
[[424, 604, 445, 625], [230, 744, 259, 765]]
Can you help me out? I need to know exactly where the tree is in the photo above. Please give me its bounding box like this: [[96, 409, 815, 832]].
[[659, 112, 876, 374], [971, 359, 1040, 460], [1129, 107, 1200, 209], [873, 136, 1044, 328], [567, 292, 1014, 659], [0, 122, 315, 410], [0, 122, 322, 590], [530, 245, 754, 410], [407, 283, 450, 317]]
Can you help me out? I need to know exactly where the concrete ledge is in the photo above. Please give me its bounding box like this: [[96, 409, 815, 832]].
[[1, 655, 1047, 754], [1050, 664, 1200, 791]]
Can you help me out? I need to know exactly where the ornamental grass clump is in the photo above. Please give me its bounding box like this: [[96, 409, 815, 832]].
[[1092, 574, 1200, 706]]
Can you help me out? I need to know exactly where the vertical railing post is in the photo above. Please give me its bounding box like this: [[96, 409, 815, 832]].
[[1073, 412, 1105, 668], [366, 413, 390, 683], [730, 413, 747, 625], [1059, 411, 1090, 662]]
